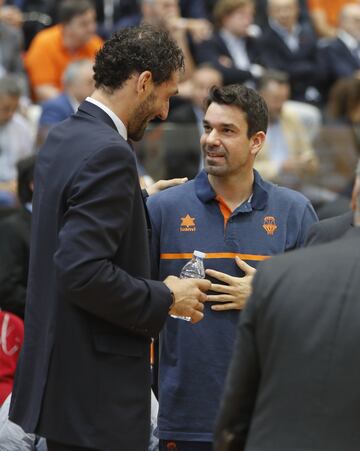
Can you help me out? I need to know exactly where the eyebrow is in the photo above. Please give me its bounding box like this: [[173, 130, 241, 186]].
[[203, 120, 237, 129]]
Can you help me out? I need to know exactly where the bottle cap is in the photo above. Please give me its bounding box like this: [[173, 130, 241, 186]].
[[193, 250, 206, 259]]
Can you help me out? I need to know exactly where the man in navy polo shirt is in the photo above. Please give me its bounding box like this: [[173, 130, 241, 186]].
[[147, 84, 318, 450]]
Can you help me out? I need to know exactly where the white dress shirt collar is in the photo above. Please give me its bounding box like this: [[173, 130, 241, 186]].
[[338, 29, 359, 52], [86, 96, 128, 141]]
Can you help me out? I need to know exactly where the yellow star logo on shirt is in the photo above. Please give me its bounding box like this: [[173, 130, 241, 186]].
[[180, 214, 196, 228]]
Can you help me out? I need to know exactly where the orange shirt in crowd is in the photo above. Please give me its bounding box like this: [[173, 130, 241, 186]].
[[307, 0, 357, 27], [25, 24, 103, 93]]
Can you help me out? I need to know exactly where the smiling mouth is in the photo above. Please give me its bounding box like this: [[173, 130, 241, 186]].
[[206, 152, 225, 158]]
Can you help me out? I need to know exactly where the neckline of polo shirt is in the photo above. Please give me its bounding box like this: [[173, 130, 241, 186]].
[[195, 169, 268, 210]]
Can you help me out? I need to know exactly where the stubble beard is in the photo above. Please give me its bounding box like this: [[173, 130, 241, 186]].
[[128, 93, 155, 141]]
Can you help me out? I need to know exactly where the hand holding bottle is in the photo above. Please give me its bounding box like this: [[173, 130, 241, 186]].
[[163, 276, 210, 324]]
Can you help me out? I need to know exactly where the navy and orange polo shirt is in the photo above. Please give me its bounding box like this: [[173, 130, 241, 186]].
[[147, 169, 318, 443]]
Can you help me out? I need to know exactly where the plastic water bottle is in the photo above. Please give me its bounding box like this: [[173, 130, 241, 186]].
[[171, 250, 206, 321]]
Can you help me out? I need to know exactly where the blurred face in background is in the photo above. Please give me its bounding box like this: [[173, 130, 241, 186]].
[[66, 62, 95, 103], [340, 4, 360, 41], [260, 80, 290, 122], [221, 3, 254, 37], [192, 68, 223, 111], [0, 94, 19, 125], [268, 0, 299, 31], [142, 0, 180, 27], [64, 8, 97, 47]]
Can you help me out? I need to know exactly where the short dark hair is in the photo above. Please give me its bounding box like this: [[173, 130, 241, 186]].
[[93, 25, 184, 92], [17, 155, 36, 204], [206, 85, 268, 138], [58, 0, 94, 24]]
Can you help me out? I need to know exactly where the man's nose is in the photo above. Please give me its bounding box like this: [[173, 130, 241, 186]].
[[206, 129, 221, 145]]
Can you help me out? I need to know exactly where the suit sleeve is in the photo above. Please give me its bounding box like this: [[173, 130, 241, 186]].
[[53, 144, 172, 337], [304, 220, 323, 246], [296, 201, 319, 247], [214, 269, 263, 451]]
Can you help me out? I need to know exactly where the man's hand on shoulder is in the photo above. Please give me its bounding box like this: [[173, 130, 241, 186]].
[[146, 177, 188, 196], [164, 275, 210, 324]]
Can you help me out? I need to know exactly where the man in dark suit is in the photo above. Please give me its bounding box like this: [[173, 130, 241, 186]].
[[317, 3, 360, 97], [258, 0, 320, 103], [0, 155, 35, 319], [214, 165, 360, 451], [9, 25, 210, 451], [305, 160, 359, 245], [195, 0, 263, 86]]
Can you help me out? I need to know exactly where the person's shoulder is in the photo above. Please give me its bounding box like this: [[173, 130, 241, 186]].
[[29, 24, 61, 46], [87, 34, 104, 51]]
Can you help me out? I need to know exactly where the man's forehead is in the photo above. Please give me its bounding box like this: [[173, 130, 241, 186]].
[[204, 102, 245, 125]]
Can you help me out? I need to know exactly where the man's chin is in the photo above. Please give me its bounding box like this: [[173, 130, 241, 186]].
[[204, 163, 226, 177], [129, 125, 147, 141]]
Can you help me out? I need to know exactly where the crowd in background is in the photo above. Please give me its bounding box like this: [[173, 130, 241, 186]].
[[1, 0, 360, 445]]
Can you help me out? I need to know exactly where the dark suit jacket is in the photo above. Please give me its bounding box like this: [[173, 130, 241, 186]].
[[318, 37, 360, 91], [258, 23, 319, 102], [305, 210, 353, 246], [9, 101, 172, 451], [39, 92, 75, 126], [215, 227, 360, 451], [0, 207, 31, 319], [194, 32, 261, 85]]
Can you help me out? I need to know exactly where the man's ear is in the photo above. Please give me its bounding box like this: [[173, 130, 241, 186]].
[[136, 71, 153, 96], [250, 131, 266, 157]]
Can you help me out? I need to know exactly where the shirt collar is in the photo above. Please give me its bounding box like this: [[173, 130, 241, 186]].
[[194, 169, 268, 210], [220, 28, 245, 45], [86, 96, 128, 140], [338, 29, 359, 51], [269, 19, 301, 39]]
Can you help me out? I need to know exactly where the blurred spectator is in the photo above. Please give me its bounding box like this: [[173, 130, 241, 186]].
[[326, 77, 360, 152], [165, 64, 223, 178], [317, 3, 360, 100], [0, 155, 35, 319], [254, 0, 309, 28], [168, 65, 223, 128], [112, 0, 209, 32], [0, 2, 24, 78], [38, 59, 95, 144], [195, 0, 264, 86], [255, 70, 318, 186], [308, 0, 357, 38], [0, 312, 24, 406], [0, 76, 34, 206], [258, 0, 320, 103], [0, 0, 23, 29], [115, 0, 212, 81], [25, 0, 102, 102]]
